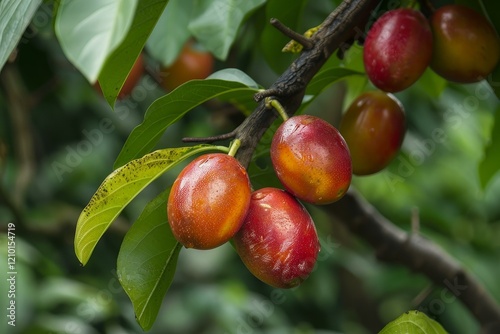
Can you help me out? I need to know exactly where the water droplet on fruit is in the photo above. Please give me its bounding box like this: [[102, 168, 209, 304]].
[[252, 192, 268, 200]]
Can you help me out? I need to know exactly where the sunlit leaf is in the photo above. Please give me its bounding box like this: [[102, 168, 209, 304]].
[[55, 0, 138, 83], [479, 107, 500, 188], [113, 77, 259, 169], [74, 144, 227, 265], [117, 189, 181, 331], [207, 68, 260, 89], [0, 0, 41, 71], [188, 0, 266, 60], [98, 0, 169, 107], [379, 310, 448, 334]]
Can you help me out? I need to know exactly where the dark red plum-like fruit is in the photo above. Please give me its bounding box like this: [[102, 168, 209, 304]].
[[232, 188, 320, 289], [430, 5, 500, 83], [167, 153, 251, 250], [363, 8, 433, 92], [270, 115, 351, 204], [339, 91, 405, 175]]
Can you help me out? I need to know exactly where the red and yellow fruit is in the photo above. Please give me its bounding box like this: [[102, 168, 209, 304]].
[[167, 153, 251, 250], [339, 91, 405, 176], [270, 115, 352, 204], [429, 4, 500, 83], [233, 187, 320, 289]]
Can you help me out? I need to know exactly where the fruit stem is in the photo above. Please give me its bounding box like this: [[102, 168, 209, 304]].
[[227, 139, 242, 157], [265, 97, 289, 122]]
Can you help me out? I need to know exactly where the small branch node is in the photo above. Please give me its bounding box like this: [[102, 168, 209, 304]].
[[254, 88, 280, 102]]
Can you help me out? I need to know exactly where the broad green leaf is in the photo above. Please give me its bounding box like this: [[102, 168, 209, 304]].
[[98, 0, 169, 107], [479, 107, 500, 188], [0, 0, 41, 71], [146, 0, 193, 67], [379, 310, 447, 334], [55, 0, 138, 83], [188, 0, 266, 60], [260, 0, 308, 73], [298, 67, 362, 113], [416, 68, 448, 99], [305, 67, 363, 96], [117, 189, 181, 331], [113, 78, 259, 169], [74, 144, 227, 265]]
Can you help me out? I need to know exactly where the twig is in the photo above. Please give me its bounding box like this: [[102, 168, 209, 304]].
[[270, 18, 314, 50], [182, 131, 236, 143]]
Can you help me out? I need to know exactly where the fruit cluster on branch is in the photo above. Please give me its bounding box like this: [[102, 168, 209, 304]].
[[216, 0, 500, 329]]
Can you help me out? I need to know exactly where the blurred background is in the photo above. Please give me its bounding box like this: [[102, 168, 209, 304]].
[[1, 1, 500, 333]]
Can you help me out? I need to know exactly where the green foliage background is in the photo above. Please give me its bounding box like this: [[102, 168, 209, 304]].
[[1, 0, 499, 333]]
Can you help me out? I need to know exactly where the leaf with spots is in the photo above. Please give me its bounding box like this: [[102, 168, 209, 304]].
[[379, 310, 448, 334], [117, 189, 181, 331], [113, 76, 259, 169], [74, 144, 227, 265]]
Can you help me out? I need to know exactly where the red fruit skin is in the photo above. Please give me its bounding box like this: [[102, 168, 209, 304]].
[[339, 91, 405, 175], [363, 8, 433, 92], [161, 41, 215, 91], [167, 153, 251, 250], [430, 5, 500, 83], [270, 115, 352, 204], [233, 188, 320, 289]]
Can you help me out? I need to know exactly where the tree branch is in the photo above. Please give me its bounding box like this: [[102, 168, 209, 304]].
[[234, 0, 378, 168], [327, 190, 500, 328], [229, 0, 500, 329]]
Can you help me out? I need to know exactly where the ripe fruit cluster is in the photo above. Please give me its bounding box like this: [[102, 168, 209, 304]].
[[363, 4, 500, 92], [167, 101, 358, 288]]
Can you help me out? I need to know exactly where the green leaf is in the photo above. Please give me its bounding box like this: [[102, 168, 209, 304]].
[[54, 0, 138, 83], [188, 0, 266, 60], [207, 68, 260, 89], [260, 0, 308, 73], [416, 68, 448, 99], [479, 107, 500, 188], [113, 78, 259, 169], [98, 0, 169, 107], [0, 0, 41, 71], [146, 0, 192, 67], [74, 144, 227, 265], [298, 67, 363, 113], [117, 189, 181, 331], [305, 67, 363, 96], [379, 310, 447, 334]]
